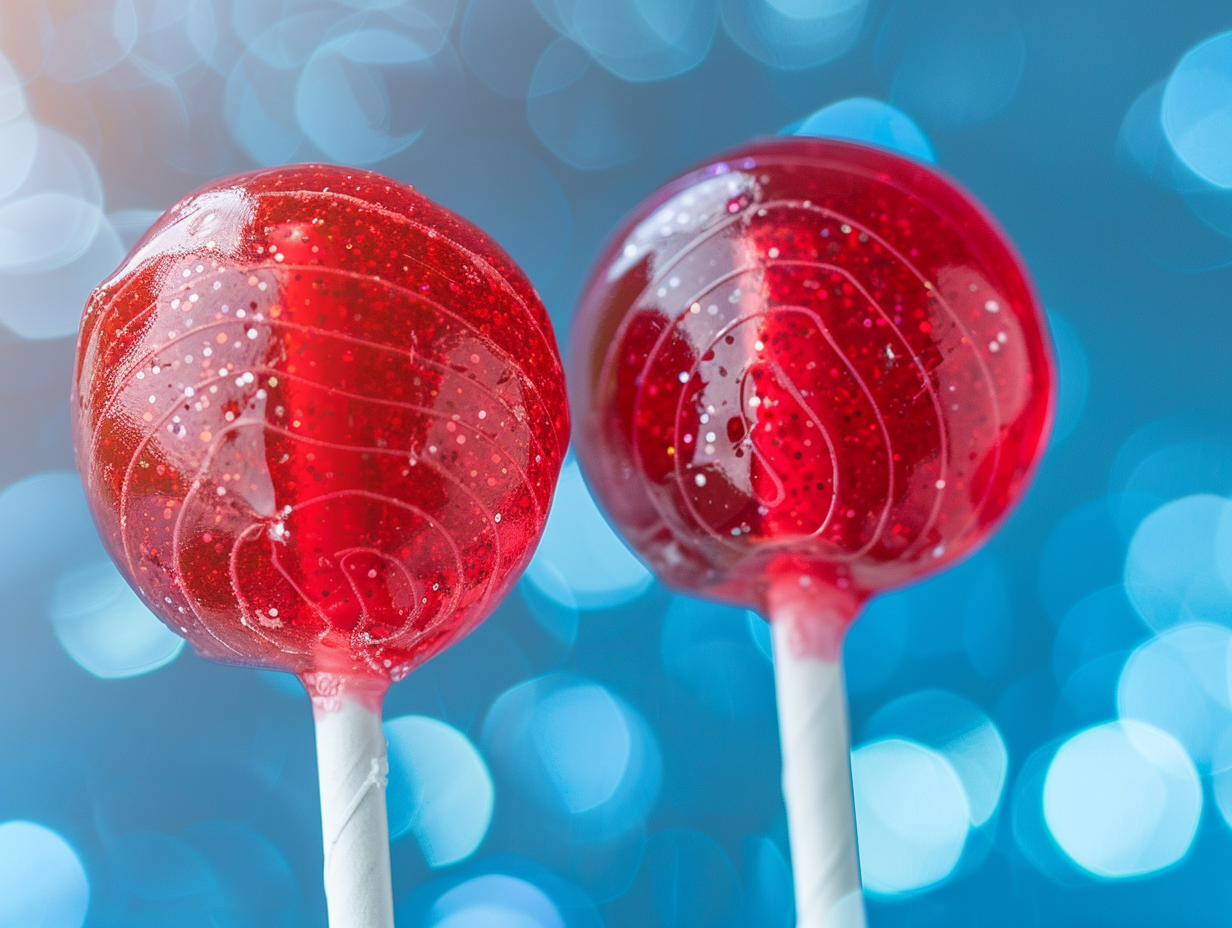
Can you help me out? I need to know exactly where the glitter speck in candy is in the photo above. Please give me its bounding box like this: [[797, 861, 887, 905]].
[[569, 137, 1054, 633], [72, 165, 570, 688]]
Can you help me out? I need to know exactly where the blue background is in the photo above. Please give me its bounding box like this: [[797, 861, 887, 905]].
[[0, 1, 1230, 925]]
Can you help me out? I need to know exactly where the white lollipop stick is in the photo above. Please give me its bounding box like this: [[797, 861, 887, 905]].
[[770, 581, 866, 928], [310, 680, 395, 928]]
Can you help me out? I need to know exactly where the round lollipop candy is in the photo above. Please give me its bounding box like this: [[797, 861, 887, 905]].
[[72, 164, 569, 927], [570, 136, 1053, 926]]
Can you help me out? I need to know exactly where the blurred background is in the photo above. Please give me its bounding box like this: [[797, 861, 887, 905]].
[[0, 0, 1230, 925]]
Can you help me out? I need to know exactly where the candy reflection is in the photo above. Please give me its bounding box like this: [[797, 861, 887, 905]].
[[1043, 721, 1201, 879], [385, 715, 494, 868], [0, 820, 90, 928]]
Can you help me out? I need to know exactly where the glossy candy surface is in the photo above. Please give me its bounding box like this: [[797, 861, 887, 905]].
[[73, 165, 569, 687], [570, 137, 1053, 622]]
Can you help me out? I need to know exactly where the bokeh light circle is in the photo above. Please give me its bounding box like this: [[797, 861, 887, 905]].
[[1117, 622, 1232, 772], [295, 32, 463, 165], [537, 0, 717, 83], [862, 690, 1008, 827], [1162, 31, 1232, 189], [0, 473, 106, 590], [526, 37, 691, 171], [461, 0, 559, 98], [111, 830, 218, 905], [0, 821, 90, 928], [1053, 584, 1148, 725], [1046, 309, 1089, 444], [0, 55, 37, 203], [660, 595, 775, 719], [875, 0, 1025, 130], [792, 96, 934, 163], [49, 560, 186, 679], [720, 0, 867, 71], [43, 1, 137, 83], [413, 139, 572, 285], [852, 738, 970, 895], [482, 674, 660, 837], [0, 127, 103, 274], [646, 828, 743, 928], [0, 212, 124, 340], [224, 49, 306, 166], [1124, 494, 1232, 632], [385, 715, 494, 868], [428, 873, 565, 928], [1043, 721, 1201, 879], [525, 461, 653, 610]]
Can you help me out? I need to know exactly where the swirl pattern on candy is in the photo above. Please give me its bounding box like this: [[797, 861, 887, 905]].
[[73, 165, 570, 690], [571, 137, 1053, 629]]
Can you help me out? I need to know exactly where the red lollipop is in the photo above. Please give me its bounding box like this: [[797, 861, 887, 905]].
[[73, 165, 569, 928], [570, 137, 1053, 925]]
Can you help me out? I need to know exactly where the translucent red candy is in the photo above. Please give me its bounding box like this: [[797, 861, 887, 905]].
[[570, 137, 1053, 624], [73, 165, 569, 687]]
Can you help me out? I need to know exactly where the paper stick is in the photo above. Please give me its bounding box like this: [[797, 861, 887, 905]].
[[772, 611, 865, 928], [312, 689, 395, 928]]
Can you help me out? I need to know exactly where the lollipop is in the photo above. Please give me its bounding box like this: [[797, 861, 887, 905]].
[[72, 165, 569, 927], [570, 137, 1053, 926]]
